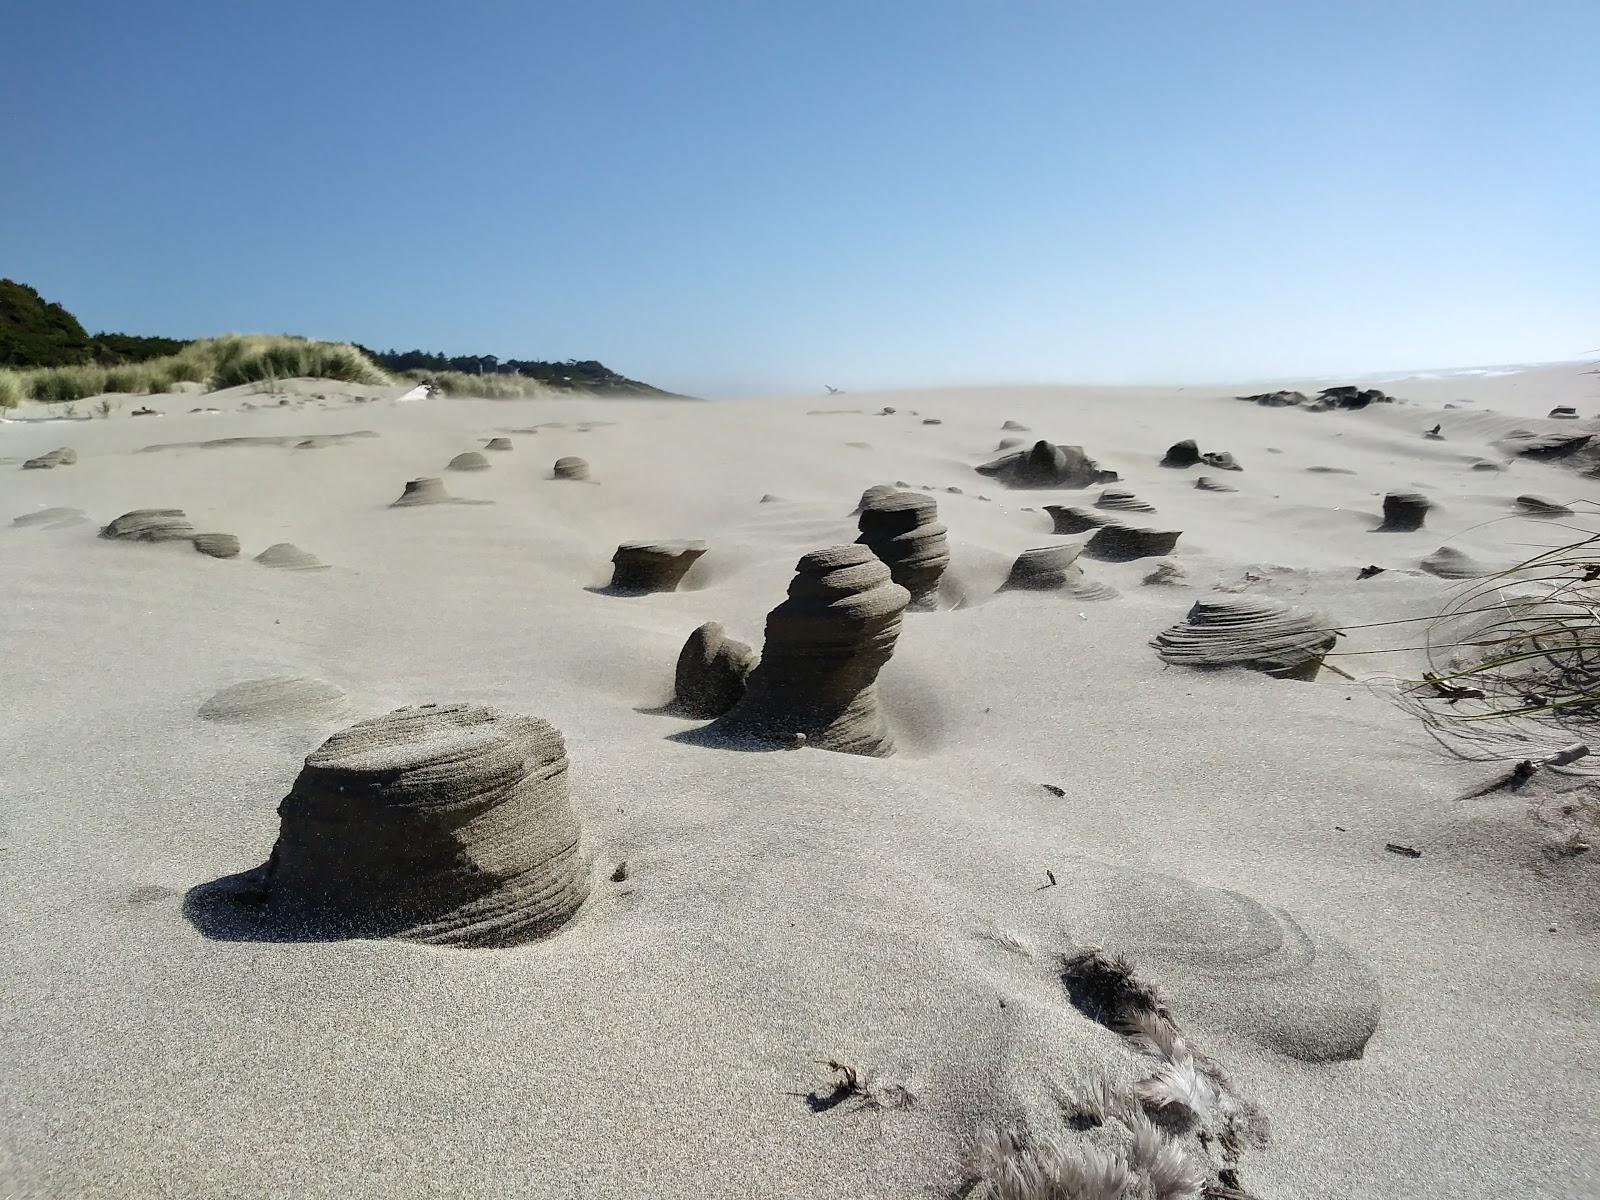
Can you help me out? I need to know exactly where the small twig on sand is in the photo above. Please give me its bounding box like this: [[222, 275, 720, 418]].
[[1457, 743, 1591, 800], [1421, 672, 1487, 702]]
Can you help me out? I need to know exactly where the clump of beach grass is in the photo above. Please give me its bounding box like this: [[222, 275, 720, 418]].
[[5, 335, 390, 405], [405, 369, 549, 399], [0, 369, 25, 408], [1333, 508, 1600, 769]]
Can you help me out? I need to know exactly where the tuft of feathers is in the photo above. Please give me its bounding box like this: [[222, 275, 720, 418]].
[[1127, 1112, 1206, 1200], [1136, 1056, 1220, 1128], [985, 927, 1038, 958], [1060, 948, 1169, 1029], [964, 1128, 1135, 1200]]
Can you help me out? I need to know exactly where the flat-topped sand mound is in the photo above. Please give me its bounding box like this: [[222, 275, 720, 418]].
[[191, 703, 590, 946]]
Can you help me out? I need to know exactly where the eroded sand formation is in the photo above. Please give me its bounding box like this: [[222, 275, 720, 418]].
[[192, 533, 240, 559], [1152, 597, 1337, 680], [609, 541, 707, 593], [855, 490, 949, 610], [255, 543, 328, 571], [975, 440, 1119, 489], [101, 509, 196, 542], [1514, 494, 1573, 517], [673, 621, 757, 717], [1376, 492, 1431, 532], [201, 703, 590, 946], [999, 544, 1117, 601], [1046, 505, 1123, 535], [22, 447, 76, 470], [1085, 524, 1182, 562], [391, 477, 453, 506], [1421, 545, 1492, 579], [712, 545, 908, 755], [1095, 487, 1155, 513], [553, 456, 591, 480]]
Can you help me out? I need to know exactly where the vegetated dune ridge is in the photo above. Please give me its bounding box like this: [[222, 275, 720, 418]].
[[1, 365, 1596, 1200]]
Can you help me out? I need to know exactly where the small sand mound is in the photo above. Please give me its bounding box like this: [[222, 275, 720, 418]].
[[483, 437, 513, 451], [855, 491, 949, 610], [1497, 429, 1592, 459], [391, 477, 451, 506], [447, 451, 490, 471], [609, 541, 708, 593], [1376, 492, 1431, 532], [1000, 419, 1030, 431], [1142, 559, 1186, 586], [1421, 545, 1492, 579], [199, 676, 349, 725], [1085, 525, 1181, 562], [1080, 872, 1381, 1062], [1152, 597, 1336, 680], [255, 543, 328, 571], [1045, 505, 1124, 535], [213, 704, 590, 946], [1095, 487, 1155, 513], [999, 544, 1117, 600], [1202, 450, 1242, 471], [714, 545, 908, 755], [100, 509, 196, 542], [1160, 439, 1200, 468], [1194, 476, 1237, 493], [553, 456, 591, 481], [674, 621, 757, 718], [191, 533, 241, 559], [993, 436, 1025, 452], [999, 544, 1082, 590], [1514, 495, 1573, 517], [13, 506, 85, 529], [21, 447, 76, 470], [975, 440, 1119, 489]]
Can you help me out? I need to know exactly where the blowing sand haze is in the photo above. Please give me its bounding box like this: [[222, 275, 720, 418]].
[[3, 365, 1597, 1198]]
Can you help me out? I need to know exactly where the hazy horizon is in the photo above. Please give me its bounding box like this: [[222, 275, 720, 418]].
[[6, 1, 1596, 397]]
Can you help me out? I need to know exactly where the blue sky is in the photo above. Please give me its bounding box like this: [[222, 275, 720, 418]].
[[4, 1, 1596, 396]]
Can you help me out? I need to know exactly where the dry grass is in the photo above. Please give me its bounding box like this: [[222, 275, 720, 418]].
[[1332, 509, 1600, 771], [2, 335, 390, 405], [404, 369, 549, 399]]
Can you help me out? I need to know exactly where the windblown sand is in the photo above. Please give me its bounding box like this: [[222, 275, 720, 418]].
[[2, 369, 1596, 1198]]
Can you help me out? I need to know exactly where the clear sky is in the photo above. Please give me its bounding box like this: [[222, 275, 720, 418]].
[[4, 1, 1596, 396]]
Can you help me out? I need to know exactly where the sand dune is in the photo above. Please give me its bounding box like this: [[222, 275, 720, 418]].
[[2, 364, 1597, 1199]]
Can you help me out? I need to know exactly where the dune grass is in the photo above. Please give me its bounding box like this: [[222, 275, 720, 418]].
[[1327, 507, 1600, 769], [402, 369, 550, 399], [0, 369, 30, 408], [0, 335, 390, 406]]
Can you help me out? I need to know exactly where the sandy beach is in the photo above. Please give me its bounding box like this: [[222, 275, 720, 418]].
[[1, 365, 1596, 1198]]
